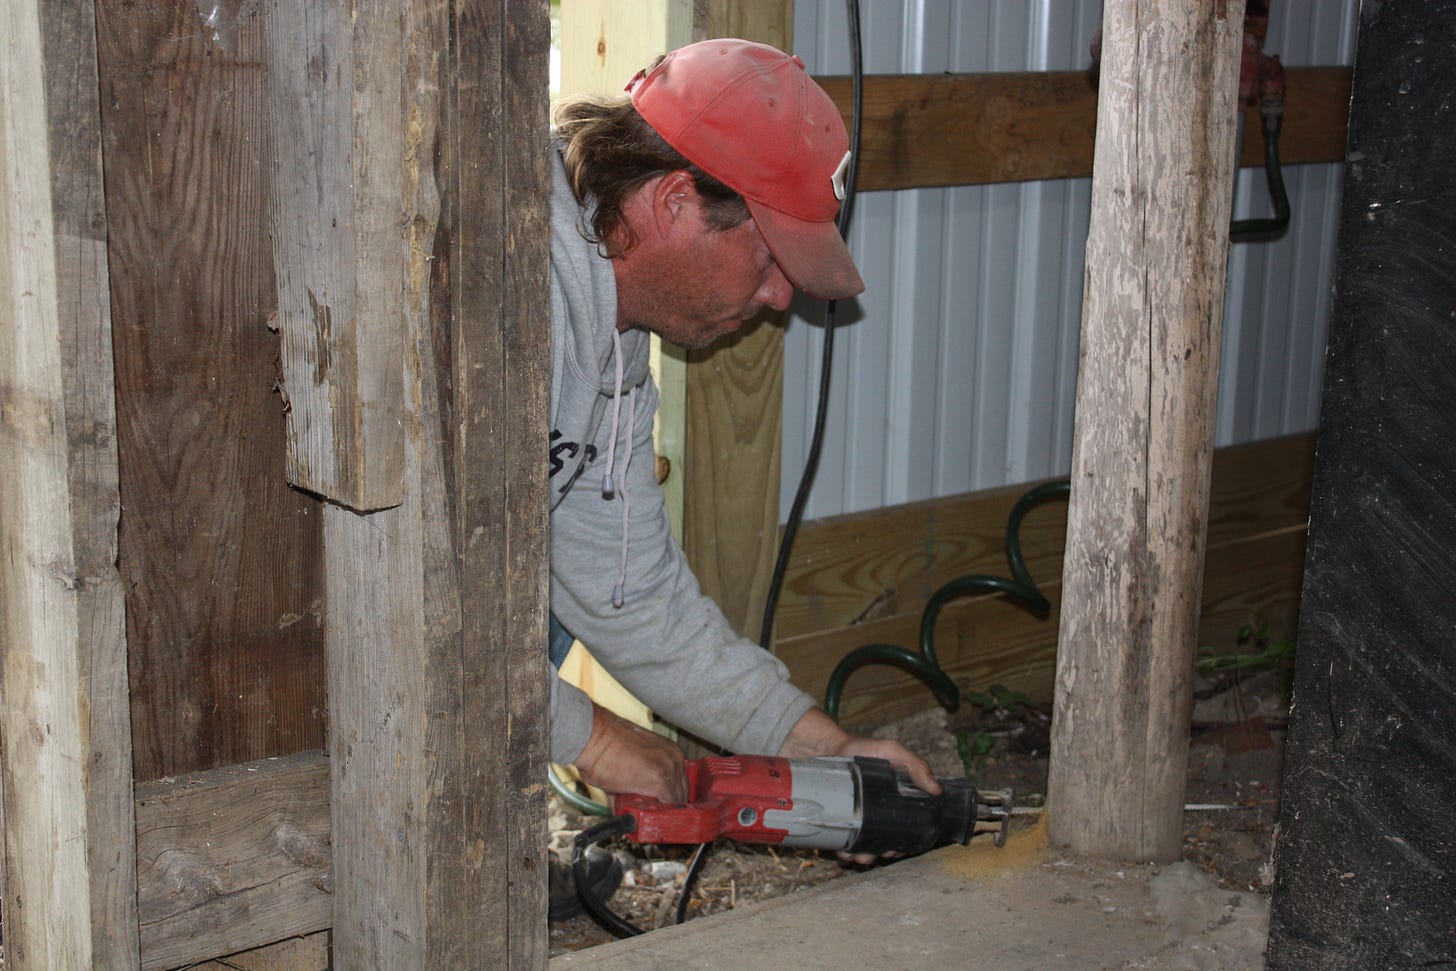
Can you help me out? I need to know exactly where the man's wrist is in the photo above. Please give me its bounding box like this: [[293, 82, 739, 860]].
[[776, 707, 853, 760]]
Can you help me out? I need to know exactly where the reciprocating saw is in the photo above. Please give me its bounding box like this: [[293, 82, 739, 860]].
[[616, 753, 1013, 856], [570, 754, 1013, 936]]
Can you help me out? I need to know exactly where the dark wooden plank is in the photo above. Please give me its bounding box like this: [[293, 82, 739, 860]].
[[134, 753, 331, 971], [1237, 66, 1353, 169], [1046, 0, 1244, 862], [448, 0, 551, 964], [816, 66, 1351, 192], [94, 0, 327, 782], [1267, 3, 1456, 966], [496, 0, 553, 962], [1, 0, 139, 964]]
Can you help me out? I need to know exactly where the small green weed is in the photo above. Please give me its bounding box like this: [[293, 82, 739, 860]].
[[1198, 624, 1296, 699], [956, 683, 1034, 782]]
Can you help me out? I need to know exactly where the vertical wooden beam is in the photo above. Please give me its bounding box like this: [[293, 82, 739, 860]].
[[267, 0, 406, 512], [1046, 0, 1245, 862], [560, 0, 694, 98], [325, 1, 550, 967], [0, 0, 139, 965], [683, 0, 793, 642]]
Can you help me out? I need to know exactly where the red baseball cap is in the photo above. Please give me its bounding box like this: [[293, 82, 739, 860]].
[[627, 39, 865, 301]]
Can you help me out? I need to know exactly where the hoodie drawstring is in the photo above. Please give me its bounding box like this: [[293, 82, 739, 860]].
[[602, 328, 635, 608]]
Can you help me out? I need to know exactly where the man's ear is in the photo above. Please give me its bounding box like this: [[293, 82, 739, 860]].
[[650, 169, 699, 231]]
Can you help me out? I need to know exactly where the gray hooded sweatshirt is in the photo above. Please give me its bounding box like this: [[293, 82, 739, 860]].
[[547, 145, 816, 765]]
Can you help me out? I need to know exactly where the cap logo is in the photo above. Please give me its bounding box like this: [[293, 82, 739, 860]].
[[830, 150, 850, 201]]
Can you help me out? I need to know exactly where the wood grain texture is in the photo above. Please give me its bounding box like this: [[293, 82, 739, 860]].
[[325, 4, 429, 961], [493, 3, 553, 962], [135, 753, 331, 971], [559, 0, 694, 96], [267, 0, 406, 511], [680, 0, 792, 643], [777, 520, 1307, 729], [1, 0, 138, 964], [94, 1, 327, 783], [445, 0, 551, 964], [1046, 0, 1245, 862], [815, 66, 1350, 192], [326, 2, 550, 966], [775, 433, 1314, 644], [193, 933, 330, 971], [683, 321, 785, 640]]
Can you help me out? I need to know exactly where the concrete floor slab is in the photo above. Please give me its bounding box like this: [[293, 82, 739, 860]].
[[549, 819, 1269, 971]]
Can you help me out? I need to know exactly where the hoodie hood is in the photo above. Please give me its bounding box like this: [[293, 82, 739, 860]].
[[549, 142, 652, 403]]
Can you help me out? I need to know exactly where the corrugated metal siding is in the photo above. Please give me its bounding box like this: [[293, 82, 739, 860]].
[[782, 0, 1359, 520]]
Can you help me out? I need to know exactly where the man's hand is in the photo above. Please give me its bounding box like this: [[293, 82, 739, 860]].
[[777, 708, 941, 863], [777, 707, 941, 794], [572, 703, 687, 806]]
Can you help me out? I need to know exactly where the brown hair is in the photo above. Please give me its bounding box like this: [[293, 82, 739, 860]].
[[553, 93, 750, 256]]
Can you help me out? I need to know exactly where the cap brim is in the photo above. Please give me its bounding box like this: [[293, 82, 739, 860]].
[[747, 199, 865, 301]]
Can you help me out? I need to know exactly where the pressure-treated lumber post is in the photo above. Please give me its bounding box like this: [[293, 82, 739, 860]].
[[1046, 0, 1245, 861], [0, 0, 140, 965], [561, 0, 695, 541], [682, 0, 793, 642]]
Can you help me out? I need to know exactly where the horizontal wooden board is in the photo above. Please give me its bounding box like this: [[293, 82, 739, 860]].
[[775, 432, 1315, 642], [193, 933, 330, 971], [817, 67, 1351, 191], [134, 752, 331, 971], [779, 525, 1307, 729]]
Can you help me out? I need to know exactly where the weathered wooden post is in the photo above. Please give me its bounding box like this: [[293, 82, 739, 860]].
[[266, 2, 551, 966], [1047, 0, 1246, 861], [0, 0, 139, 965]]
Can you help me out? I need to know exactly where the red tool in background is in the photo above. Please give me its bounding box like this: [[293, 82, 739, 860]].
[[616, 754, 1012, 857]]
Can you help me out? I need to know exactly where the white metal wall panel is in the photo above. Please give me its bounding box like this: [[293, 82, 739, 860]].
[[783, 0, 1358, 520]]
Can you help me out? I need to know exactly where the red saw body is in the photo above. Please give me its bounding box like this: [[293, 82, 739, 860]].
[[614, 754, 1011, 857]]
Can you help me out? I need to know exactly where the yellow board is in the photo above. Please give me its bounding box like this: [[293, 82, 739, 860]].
[[553, 2, 696, 783]]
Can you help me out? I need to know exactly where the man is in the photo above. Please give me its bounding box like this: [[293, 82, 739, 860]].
[[547, 39, 937, 812]]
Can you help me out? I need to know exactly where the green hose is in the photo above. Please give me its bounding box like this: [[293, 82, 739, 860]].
[[823, 478, 1070, 720], [549, 763, 611, 817]]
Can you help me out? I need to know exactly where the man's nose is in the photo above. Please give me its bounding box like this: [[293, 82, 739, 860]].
[[757, 265, 794, 312]]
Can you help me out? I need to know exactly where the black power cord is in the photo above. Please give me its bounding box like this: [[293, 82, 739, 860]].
[[572, 813, 712, 937], [760, 0, 865, 650], [573, 815, 644, 937]]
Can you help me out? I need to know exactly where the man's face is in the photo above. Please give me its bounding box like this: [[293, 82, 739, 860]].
[[617, 194, 795, 350]]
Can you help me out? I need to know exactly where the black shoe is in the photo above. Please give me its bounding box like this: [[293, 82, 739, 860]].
[[548, 846, 623, 922]]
